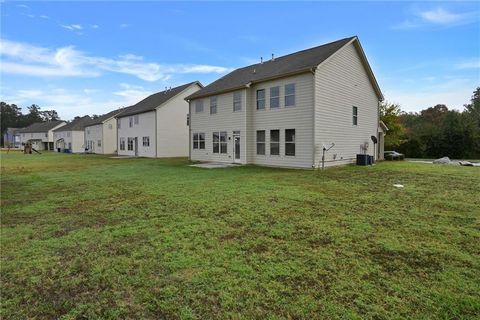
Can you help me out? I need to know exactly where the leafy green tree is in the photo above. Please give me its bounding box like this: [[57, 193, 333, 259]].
[[379, 101, 406, 150]]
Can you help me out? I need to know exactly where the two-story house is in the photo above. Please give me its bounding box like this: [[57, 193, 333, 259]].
[[18, 120, 66, 151], [53, 116, 94, 153], [116, 81, 202, 157], [85, 109, 125, 154], [186, 36, 384, 168]]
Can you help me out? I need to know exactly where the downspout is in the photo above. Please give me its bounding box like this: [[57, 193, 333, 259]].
[[155, 109, 158, 158], [311, 67, 317, 168], [188, 100, 191, 161], [116, 117, 119, 155]]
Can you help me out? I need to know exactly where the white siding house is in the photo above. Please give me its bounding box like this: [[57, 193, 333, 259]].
[[53, 116, 94, 153], [117, 82, 202, 158], [186, 36, 384, 168], [85, 109, 124, 154], [18, 121, 66, 151]]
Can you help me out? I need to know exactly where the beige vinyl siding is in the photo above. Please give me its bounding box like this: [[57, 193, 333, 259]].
[[117, 111, 156, 157], [247, 73, 315, 168], [314, 42, 379, 167], [190, 89, 247, 163], [156, 83, 201, 157], [102, 117, 118, 154]]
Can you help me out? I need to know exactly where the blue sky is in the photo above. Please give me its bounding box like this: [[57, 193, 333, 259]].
[[1, 1, 479, 120]]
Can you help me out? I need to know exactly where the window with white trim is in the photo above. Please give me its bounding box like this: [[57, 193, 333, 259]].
[[285, 129, 295, 156], [134, 115, 139, 125], [129, 117, 133, 127], [352, 106, 358, 126], [210, 96, 217, 114], [117, 120, 121, 129], [193, 133, 205, 149], [270, 130, 280, 155], [143, 136, 150, 147], [213, 131, 227, 153], [256, 130, 265, 155], [195, 100, 204, 113], [285, 83, 295, 107], [127, 138, 133, 151], [120, 138, 125, 150], [270, 86, 280, 108], [97, 140, 101, 147], [256, 89, 265, 110], [233, 92, 242, 112]]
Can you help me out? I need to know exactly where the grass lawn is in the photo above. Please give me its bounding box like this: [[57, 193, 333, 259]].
[[1, 152, 479, 319]]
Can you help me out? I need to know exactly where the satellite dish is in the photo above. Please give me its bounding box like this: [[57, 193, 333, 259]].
[[371, 135, 378, 144]]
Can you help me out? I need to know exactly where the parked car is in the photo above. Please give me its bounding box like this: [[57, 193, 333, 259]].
[[384, 151, 405, 160]]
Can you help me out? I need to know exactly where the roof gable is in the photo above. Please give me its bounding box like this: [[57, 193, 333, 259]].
[[119, 81, 202, 118], [18, 120, 65, 133], [186, 37, 356, 100], [54, 116, 94, 132]]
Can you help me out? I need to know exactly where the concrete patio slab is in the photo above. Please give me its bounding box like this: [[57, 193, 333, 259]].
[[190, 162, 239, 169]]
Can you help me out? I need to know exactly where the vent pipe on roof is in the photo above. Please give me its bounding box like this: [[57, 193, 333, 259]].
[[260, 57, 263, 64], [164, 87, 168, 94], [253, 68, 256, 74], [271, 53, 275, 61], [169, 86, 172, 91]]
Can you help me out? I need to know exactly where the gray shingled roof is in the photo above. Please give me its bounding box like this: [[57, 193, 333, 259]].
[[186, 37, 357, 100], [54, 116, 94, 131], [87, 108, 126, 126], [18, 120, 65, 133], [119, 81, 202, 118]]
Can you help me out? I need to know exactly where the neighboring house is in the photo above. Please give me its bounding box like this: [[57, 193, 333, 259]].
[[17, 121, 66, 151], [117, 81, 202, 157], [3, 128, 22, 148], [85, 109, 125, 154], [53, 116, 94, 153], [186, 36, 384, 168]]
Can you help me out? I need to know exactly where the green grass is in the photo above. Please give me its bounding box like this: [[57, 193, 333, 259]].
[[1, 152, 479, 319]]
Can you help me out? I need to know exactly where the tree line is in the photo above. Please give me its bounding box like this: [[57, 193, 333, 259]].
[[381, 87, 480, 159], [0, 102, 60, 146]]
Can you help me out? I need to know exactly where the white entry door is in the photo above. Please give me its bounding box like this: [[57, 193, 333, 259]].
[[233, 132, 240, 163]]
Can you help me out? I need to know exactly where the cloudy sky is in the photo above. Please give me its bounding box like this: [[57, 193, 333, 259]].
[[1, 1, 479, 120]]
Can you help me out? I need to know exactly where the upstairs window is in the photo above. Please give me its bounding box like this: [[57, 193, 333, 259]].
[[285, 83, 295, 107], [210, 96, 217, 114], [352, 106, 358, 126], [195, 100, 204, 113], [256, 89, 265, 110], [117, 120, 121, 129], [270, 86, 280, 108], [134, 115, 139, 125], [233, 92, 242, 112], [270, 130, 280, 155], [129, 117, 133, 127], [256, 130, 265, 155], [285, 129, 295, 156]]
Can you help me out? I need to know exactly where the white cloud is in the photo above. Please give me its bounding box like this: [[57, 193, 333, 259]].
[[39, 15, 49, 19], [419, 8, 465, 24], [62, 24, 83, 31], [393, 7, 478, 30], [454, 58, 480, 70], [2, 84, 153, 120], [91, 24, 99, 29], [0, 38, 231, 81], [120, 24, 129, 28], [384, 78, 476, 112], [17, 4, 29, 9]]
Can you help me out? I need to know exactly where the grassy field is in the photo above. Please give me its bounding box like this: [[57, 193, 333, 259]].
[[1, 152, 479, 319]]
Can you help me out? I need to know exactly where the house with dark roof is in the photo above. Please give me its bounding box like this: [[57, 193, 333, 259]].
[[3, 127, 23, 148], [116, 81, 202, 157], [84, 108, 125, 154], [18, 120, 66, 151], [185, 36, 384, 168], [53, 116, 94, 153]]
